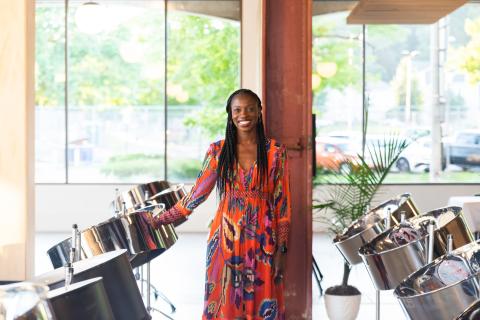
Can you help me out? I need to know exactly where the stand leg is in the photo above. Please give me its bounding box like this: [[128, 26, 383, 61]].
[[312, 256, 323, 296], [155, 289, 176, 314], [150, 307, 175, 320], [376, 289, 380, 320], [141, 265, 144, 297], [147, 262, 151, 312]]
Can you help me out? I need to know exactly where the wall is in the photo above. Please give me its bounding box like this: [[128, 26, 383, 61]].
[[36, 183, 480, 233]]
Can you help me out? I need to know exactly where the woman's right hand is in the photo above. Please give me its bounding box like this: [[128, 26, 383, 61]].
[[151, 206, 184, 228]]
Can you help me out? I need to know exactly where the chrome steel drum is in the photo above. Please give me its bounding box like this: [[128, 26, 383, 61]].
[[147, 184, 187, 226], [33, 250, 149, 320], [0, 282, 54, 320], [394, 240, 480, 320], [334, 193, 420, 265], [47, 210, 178, 269], [47, 238, 73, 270], [47, 277, 114, 320], [456, 299, 480, 320], [120, 209, 178, 267], [113, 180, 171, 213], [360, 206, 474, 290]]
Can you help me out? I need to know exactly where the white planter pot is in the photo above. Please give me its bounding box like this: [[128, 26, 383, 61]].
[[324, 293, 361, 320]]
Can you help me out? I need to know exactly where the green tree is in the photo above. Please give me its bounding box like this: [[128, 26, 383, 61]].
[[453, 17, 480, 83], [391, 57, 424, 110], [168, 13, 240, 139]]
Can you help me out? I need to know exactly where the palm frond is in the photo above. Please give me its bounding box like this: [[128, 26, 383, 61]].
[[313, 134, 409, 236]]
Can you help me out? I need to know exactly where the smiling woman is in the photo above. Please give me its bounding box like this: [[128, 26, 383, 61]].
[[151, 89, 292, 319]]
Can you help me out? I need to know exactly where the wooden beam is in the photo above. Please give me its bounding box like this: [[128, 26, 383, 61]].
[[347, 0, 468, 24], [0, 0, 35, 281], [313, 1, 357, 16], [264, 0, 313, 318]]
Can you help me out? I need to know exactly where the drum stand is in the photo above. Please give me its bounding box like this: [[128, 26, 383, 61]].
[[136, 262, 176, 320]]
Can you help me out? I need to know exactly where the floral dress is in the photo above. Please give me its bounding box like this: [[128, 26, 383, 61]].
[[165, 139, 291, 320]]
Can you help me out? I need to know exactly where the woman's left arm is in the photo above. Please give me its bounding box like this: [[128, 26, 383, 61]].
[[274, 145, 292, 249], [273, 145, 292, 280]]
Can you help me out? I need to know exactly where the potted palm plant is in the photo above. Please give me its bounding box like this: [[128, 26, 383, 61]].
[[314, 134, 408, 320]]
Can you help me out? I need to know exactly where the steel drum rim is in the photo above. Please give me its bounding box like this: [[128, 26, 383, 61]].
[[394, 240, 480, 299], [150, 183, 186, 199], [454, 299, 480, 319], [334, 192, 413, 244], [360, 205, 465, 257], [334, 221, 383, 245], [358, 228, 427, 258], [393, 265, 480, 300], [46, 277, 103, 299]]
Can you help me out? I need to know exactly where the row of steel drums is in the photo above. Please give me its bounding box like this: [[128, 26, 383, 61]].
[[333, 192, 480, 319], [47, 181, 186, 269], [1, 180, 185, 320], [1, 251, 143, 320]]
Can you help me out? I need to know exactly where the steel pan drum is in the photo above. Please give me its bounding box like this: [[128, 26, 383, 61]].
[[0, 282, 54, 320], [113, 180, 171, 214], [33, 250, 149, 320], [47, 209, 178, 269], [148, 184, 187, 226], [47, 277, 114, 320], [455, 299, 480, 320], [394, 240, 480, 320], [360, 206, 474, 290], [334, 193, 420, 265]]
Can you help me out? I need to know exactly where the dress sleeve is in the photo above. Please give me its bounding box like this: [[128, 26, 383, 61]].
[[274, 145, 292, 247], [152, 143, 218, 227]]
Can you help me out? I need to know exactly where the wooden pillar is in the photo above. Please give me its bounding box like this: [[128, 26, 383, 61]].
[[264, 0, 312, 319], [0, 0, 35, 281]]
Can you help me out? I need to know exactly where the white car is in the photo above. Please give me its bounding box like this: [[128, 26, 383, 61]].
[[396, 137, 431, 172]]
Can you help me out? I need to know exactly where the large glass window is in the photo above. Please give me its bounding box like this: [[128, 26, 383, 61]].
[[166, 4, 240, 181], [35, 0, 240, 183], [312, 8, 363, 177], [313, 1, 480, 183], [35, 4, 66, 183]]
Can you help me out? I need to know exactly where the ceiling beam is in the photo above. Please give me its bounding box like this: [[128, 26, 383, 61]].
[[347, 0, 468, 24]]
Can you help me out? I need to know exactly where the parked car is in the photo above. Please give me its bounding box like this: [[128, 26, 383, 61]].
[[316, 137, 360, 172], [445, 130, 480, 170], [396, 136, 431, 172]]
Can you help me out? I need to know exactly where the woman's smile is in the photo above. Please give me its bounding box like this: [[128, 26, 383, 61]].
[[231, 94, 260, 132]]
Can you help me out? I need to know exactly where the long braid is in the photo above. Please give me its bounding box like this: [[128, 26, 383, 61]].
[[217, 89, 268, 198], [256, 115, 268, 188]]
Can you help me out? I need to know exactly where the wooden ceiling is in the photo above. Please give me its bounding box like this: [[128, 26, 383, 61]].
[[347, 0, 468, 24], [313, 1, 357, 16]]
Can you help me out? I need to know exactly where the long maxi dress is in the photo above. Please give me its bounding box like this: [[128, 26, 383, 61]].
[[163, 138, 291, 320]]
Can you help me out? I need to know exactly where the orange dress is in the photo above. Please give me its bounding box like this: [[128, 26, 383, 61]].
[[170, 139, 291, 320]]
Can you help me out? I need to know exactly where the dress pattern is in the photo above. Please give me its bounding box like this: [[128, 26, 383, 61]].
[[170, 139, 291, 319]]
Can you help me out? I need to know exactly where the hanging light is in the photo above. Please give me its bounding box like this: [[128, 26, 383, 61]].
[[316, 62, 338, 79], [75, 2, 106, 35]]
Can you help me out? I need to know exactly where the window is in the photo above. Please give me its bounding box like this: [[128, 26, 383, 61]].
[[35, 0, 240, 183], [313, 1, 480, 183]]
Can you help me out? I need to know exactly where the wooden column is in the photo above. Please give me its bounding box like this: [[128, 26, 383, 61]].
[[0, 0, 35, 281], [264, 1, 313, 319]]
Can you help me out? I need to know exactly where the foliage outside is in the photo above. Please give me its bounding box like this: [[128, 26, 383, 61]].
[[101, 154, 164, 178]]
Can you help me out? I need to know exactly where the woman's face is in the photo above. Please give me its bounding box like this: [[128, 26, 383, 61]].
[[231, 94, 260, 133]]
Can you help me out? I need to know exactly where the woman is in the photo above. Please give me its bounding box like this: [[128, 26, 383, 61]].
[[152, 89, 291, 319]]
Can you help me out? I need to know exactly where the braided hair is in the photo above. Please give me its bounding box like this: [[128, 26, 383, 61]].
[[217, 89, 268, 198]]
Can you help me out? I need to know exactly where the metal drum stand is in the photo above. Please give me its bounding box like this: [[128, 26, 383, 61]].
[[136, 262, 176, 320]]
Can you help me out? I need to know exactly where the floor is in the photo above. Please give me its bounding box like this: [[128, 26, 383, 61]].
[[35, 232, 407, 319]]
